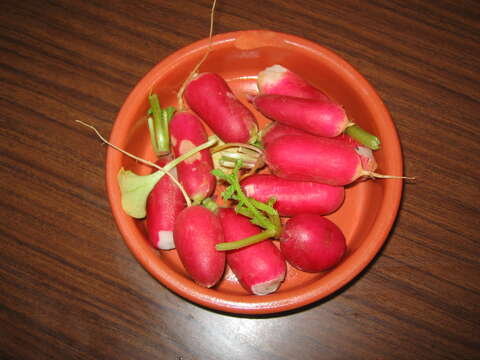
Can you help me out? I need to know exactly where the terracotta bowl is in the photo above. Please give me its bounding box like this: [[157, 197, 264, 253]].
[[106, 30, 403, 315]]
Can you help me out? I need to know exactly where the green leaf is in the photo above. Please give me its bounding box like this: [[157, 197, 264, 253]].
[[235, 199, 245, 213], [117, 136, 218, 218], [211, 168, 231, 181], [117, 168, 164, 218], [222, 185, 235, 201]]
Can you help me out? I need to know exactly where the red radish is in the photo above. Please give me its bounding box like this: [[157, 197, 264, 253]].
[[260, 122, 310, 147], [261, 122, 359, 148], [184, 72, 258, 143], [257, 64, 330, 102], [260, 121, 362, 146], [241, 174, 344, 217], [169, 112, 216, 203], [280, 214, 346, 272], [256, 65, 381, 151], [218, 208, 286, 295], [174, 205, 225, 288], [264, 134, 378, 186], [146, 156, 186, 250], [252, 94, 349, 138]]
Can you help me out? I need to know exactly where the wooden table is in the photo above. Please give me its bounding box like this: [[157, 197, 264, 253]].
[[1, 1, 478, 359]]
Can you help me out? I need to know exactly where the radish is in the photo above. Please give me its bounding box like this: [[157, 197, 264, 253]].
[[174, 205, 225, 288], [280, 213, 346, 272], [241, 174, 344, 217], [255, 64, 380, 150], [252, 94, 349, 138], [264, 134, 380, 186], [213, 162, 282, 252], [218, 208, 286, 295], [260, 121, 360, 148], [143, 96, 186, 250], [169, 111, 216, 204], [260, 121, 310, 148], [257, 64, 330, 102], [146, 156, 186, 250], [184, 72, 258, 143]]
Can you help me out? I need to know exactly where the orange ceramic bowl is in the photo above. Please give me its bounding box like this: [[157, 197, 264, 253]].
[[106, 30, 403, 315]]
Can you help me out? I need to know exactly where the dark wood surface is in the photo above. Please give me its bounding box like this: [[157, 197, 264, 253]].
[[1, 0, 479, 359]]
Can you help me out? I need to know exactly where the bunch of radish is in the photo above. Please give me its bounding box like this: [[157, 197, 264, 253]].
[[104, 61, 412, 297]]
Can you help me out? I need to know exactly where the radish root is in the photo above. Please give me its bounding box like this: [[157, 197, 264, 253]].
[[75, 120, 192, 207], [177, 0, 217, 111], [363, 170, 416, 182]]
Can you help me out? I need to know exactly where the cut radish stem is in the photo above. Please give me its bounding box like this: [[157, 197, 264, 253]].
[[211, 141, 264, 178], [147, 94, 175, 156], [334, 133, 361, 147]]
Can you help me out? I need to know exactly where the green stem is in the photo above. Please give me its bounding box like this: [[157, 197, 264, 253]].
[[220, 153, 258, 166], [163, 136, 218, 173], [265, 197, 282, 236], [231, 173, 274, 231], [345, 124, 381, 150], [201, 197, 219, 213], [249, 198, 278, 216], [216, 228, 277, 251], [235, 207, 265, 228], [148, 94, 174, 156]]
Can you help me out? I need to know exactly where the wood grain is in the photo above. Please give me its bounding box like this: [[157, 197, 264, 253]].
[[1, 0, 478, 359]]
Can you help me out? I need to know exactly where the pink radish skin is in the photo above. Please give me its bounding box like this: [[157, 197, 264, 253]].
[[252, 94, 349, 138], [261, 122, 359, 148], [257, 64, 331, 102], [218, 208, 286, 295], [260, 122, 310, 147], [174, 206, 225, 288], [169, 112, 216, 203], [184, 73, 258, 143], [264, 134, 378, 186], [241, 174, 344, 217], [146, 156, 186, 250], [280, 214, 346, 272]]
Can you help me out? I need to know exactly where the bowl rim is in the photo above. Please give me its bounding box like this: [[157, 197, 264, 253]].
[[106, 29, 403, 315]]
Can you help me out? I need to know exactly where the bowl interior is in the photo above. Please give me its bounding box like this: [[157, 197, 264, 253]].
[[107, 30, 403, 314]]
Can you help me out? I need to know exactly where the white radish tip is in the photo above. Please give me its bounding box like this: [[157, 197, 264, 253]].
[[251, 272, 286, 295], [156, 231, 175, 250], [257, 64, 288, 89], [263, 64, 288, 74]]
